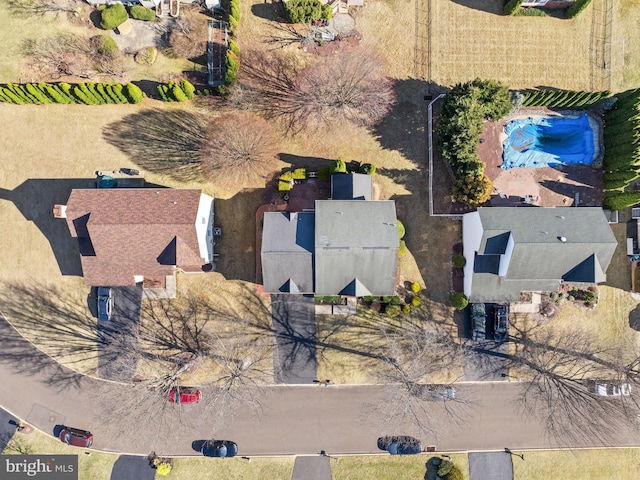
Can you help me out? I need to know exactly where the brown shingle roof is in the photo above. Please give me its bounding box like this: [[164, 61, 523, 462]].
[[65, 189, 206, 286]]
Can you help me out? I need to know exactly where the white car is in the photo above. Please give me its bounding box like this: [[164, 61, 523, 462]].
[[592, 381, 631, 397]]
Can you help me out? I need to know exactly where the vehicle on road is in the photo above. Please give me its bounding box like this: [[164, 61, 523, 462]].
[[494, 305, 509, 341], [96, 287, 113, 322], [590, 381, 631, 397], [59, 427, 93, 448], [377, 436, 422, 455], [169, 387, 202, 404], [201, 440, 238, 458]]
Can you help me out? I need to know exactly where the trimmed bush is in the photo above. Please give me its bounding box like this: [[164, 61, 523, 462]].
[[285, 0, 331, 23], [453, 255, 466, 268], [396, 220, 406, 239], [453, 174, 492, 206], [91, 35, 119, 56], [391, 296, 402, 305], [360, 163, 376, 175], [130, 5, 156, 21], [225, 51, 240, 86], [228, 38, 240, 57], [515, 7, 547, 16], [125, 83, 144, 103], [604, 191, 640, 211], [399, 240, 407, 257], [385, 304, 401, 317], [410, 282, 420, 293], [504, 0, 524, 15], [437, 460, 454, 477], [179, 79, 196, 100], [100, 3, 128, 30], [582, 290, 597, 303], [402, 304, 411, 314], [171, 82, 189, 102], [331, 159, 347, 174], [411, 296, 421, 307], [566, 0, 593, 18], [450, 292, 469, 310]]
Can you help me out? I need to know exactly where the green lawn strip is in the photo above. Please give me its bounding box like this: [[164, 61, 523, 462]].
[[170, 456, 294, 480], [332, 454, 469, 480], [513, 448, 640, 479]]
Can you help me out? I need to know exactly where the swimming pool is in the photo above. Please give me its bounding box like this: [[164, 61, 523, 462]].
[[501, 114, 595, 170]]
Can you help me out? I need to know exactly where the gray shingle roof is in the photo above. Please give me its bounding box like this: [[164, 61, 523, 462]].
[[261, 212, 315, 293], [331, 173, 372, 200], [467, 207, 617, 303], [315, 200, 399, 295]]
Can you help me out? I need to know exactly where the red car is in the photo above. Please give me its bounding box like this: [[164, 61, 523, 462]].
[[59, 427, 93, 448], [168, 387, 202, 404]]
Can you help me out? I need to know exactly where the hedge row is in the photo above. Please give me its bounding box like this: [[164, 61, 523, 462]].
[[566, 0, 593, 19], [522, 89, 609, 108], [224, 0, 241, 87], [100, 3, 156, 30], [157, 79, 196, 102], [602, 89, 640, 209], [0, 82, 143, 105], [503, 0, 524, 15], [285, 0, 333, 23]]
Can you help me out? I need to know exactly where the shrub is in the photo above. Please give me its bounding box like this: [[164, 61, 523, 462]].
[[582, 290, 597, 303], [452, 255, 466, 268], [228, 38, 240, 57], [566, 0, 593, 18], [399, 240, 406, 257], [402, 305, 411, 314], [453, 174, 492, 206], [450, 292, 468, 310], [515, 7, 547, 16], [391, 296, 402, 305], [180, 79, 196, 100], [437, 460, 454, 477], [504, 0, 524, 15], [568, 295, 575, 302], [129, 5, 156, 21], [385, 304, 401, 317], [90, 35, 119, 56], [550, 292, 558, 300], [285, 0, 330, 23], [410, 282, 420, 293], [225, 51, 240, 86], [604, 191, 640, 211], [171, 82, 189, 102], [331, 159, 347, 174], [100, 3, 128, 30], [411, 296, 421, 307], [396, 220, 406, 239], [134, 47, 158, 65], [157, 84, 170, 101], [360, 163, 376, 175], [125, 83, 144, 103]]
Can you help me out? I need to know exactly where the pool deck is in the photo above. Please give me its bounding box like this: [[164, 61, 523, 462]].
[[479, 107, 604, 208]]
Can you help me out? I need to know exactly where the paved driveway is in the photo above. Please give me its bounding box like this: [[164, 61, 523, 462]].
[[468, 451, 514, 480], [97, 285, 143, 381], [463, 304, 509, 381], [110, 455, 155, 480], [0, 407, 18, 452], [271, 294, 317, 384]]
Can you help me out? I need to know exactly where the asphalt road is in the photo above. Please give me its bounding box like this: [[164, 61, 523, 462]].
[[2, 315, 640, 456]]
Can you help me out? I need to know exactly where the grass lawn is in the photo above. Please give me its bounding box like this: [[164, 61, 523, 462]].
[[332, 453, 469, 480], [513, 448, 640, 479]]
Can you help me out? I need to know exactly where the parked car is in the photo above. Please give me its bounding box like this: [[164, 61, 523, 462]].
[[96, 287, 113, 322], [590, 381, 631, 397], [168, 387, 202, 404], [471, 303, 486, 341], [201, 440, 238, 458], [377, 436, 422, 455], [494, 305, 509, 341], [59, 427, 93, 448]]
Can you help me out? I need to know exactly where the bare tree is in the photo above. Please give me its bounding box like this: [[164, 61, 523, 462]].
[[509, 321, 640, 444], [199, 112, 281, 184], [241, 45, 395, 132], [168, 9, 207, 59], [7, 0, 79, 18], [373, 319, 466, 438]]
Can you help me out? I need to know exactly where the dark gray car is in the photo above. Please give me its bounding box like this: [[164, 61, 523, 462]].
[[96, 287, 113, 322]]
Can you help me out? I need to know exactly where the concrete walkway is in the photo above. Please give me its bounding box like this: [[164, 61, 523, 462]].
[[291, 456, 332, 480], [468, 451, 514, 480]]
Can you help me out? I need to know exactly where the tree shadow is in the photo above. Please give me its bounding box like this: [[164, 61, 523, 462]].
[[102, 108, 206, 182], [449, 0, 505, 14], [0, 179, 96, 277], [629, 304, 640, 331], [250, 2, 287, 22]]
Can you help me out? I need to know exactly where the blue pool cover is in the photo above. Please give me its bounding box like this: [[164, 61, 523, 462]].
[[501, 114, 595, 169]]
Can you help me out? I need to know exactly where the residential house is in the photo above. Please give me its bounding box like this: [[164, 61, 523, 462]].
[[261, 173, 398, 296], [462, 207, 617, 303], [55, 189, 214, 286]]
